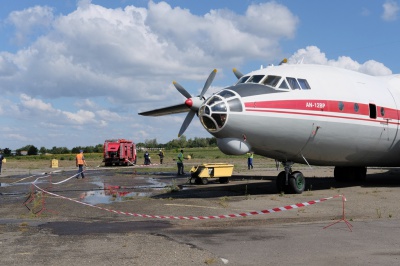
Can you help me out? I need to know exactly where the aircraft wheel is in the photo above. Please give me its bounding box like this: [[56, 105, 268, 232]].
[[201, 178, 209, 185], [355, 167, 367, 181], [276, 171, 288, 193], [334, 167, 346, 182], [289, 171, 305, 194]]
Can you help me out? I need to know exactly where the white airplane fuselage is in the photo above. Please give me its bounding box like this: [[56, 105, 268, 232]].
[[198, 64, 400, 167]]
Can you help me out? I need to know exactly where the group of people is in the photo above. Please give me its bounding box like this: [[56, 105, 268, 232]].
[[143, 149, 185, 175], [143, 150, 165, 165]]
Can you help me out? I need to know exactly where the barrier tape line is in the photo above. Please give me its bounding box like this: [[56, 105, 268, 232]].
[[31, 182, 343, 220]]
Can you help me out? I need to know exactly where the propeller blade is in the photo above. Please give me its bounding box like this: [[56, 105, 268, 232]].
[[173, 81, 192, 99], [233, 68, 244, 79], [199, 69, 217, 98], [139, 103, 188, 116], [178, 110, 195, 137], [279, 58, 288, 65]]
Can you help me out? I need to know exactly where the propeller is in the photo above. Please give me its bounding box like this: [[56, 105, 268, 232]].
[[175, 69, 217, 137], [138, 69, 217, 137]]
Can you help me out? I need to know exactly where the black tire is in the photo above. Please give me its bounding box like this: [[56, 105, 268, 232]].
[[355, 167, 367, 181], [201, 178, 209, 185], [334, 166, 347, 182], [289, 171, 305, 194]]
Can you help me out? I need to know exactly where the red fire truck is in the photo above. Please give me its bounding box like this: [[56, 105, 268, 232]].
[[103, 139, 137, 166]]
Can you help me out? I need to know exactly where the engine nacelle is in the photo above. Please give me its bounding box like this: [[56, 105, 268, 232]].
[[217, 138, 251, 155]]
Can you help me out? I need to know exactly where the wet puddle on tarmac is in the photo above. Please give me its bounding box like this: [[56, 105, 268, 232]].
[[79, 177, 169, 205]]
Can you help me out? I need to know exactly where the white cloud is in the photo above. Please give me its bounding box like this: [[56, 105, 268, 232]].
[[288, 46, 392, 76], [7, 5, 54, 45], [20, 93, 54, 112], [96, 109, 122, 121], [63, 109, 96, 124], [4, 133, 29, 142], [0, 1, 299, 102], [382, 0, 399, 21]]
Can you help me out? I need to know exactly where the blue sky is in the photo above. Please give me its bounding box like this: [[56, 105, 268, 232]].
[[1, 0, 399, 150]]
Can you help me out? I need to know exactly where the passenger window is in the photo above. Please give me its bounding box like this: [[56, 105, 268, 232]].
[[237, 76, 250, 84], [287, 77, 301, 90], [263, 75, 281, 87], [247, 75, 265, 83], [278, 80, 289, 89], [298, 79, 311, 89]]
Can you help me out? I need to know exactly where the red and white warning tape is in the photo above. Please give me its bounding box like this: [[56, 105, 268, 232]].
[[31, 182, 344, 220]]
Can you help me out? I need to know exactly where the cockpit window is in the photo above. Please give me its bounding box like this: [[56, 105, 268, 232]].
[[287, 77, 301, 90], [263, 75, 281, 87], [298, 78, 311, 90], [218, 90, 236, 99], [278, 80, 289, 89], [211, 102, 227, 112], [237, 76, 250, 84], [247, 75, 264, 83], [207, 96, 222, 106]]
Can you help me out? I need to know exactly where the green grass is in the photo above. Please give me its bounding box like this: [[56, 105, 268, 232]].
[[5, 147, 281, 172]]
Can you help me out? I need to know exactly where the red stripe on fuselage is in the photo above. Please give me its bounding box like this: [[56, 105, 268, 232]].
[[244, 99, 399, 121]]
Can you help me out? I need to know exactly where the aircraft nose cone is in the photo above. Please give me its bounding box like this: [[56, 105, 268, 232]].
[[185, 98, 193, 108]]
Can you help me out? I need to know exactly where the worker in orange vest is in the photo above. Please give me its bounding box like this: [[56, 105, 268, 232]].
[[76, 150, 87, 179]]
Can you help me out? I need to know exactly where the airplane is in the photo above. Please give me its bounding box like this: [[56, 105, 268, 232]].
[[139, 59, 400, 194]]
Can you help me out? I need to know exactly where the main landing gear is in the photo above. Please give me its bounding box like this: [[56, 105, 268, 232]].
[[276, 162, 306, 194]]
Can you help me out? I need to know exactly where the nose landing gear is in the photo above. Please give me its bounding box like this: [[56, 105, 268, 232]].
[[276, 162, 306, 194]]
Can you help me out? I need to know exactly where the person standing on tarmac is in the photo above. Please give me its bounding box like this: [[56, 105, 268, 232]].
[[177, 150, 184, 175], [0, 150, 4, 175], [144, 151, 150, 165], [158, 150, 164, 164], [76, 150, 87, 179], [247, 151, 254, 170]]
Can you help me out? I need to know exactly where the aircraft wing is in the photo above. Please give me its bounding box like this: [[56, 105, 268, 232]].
[[139, 103, 188, 116]]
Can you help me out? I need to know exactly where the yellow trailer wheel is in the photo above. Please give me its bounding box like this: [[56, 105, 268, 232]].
[[201, 178, 208, 185]]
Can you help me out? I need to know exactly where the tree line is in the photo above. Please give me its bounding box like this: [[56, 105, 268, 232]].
[[0, 135, 217, 156]]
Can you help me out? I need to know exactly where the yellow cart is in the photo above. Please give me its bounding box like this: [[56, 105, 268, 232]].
[[189, 163, 234, 185]]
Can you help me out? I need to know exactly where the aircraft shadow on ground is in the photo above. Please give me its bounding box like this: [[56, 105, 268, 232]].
[[153, 169, 400, 199]]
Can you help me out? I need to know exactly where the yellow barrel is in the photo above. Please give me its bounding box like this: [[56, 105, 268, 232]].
[[51, 159, 58, 168]]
